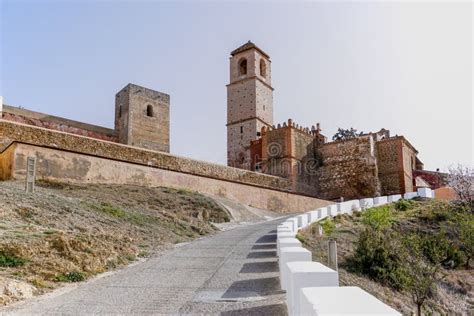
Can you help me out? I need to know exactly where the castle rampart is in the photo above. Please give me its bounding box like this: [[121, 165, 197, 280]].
[[0, 120, 329, 212], [2, 104, 118, 142]]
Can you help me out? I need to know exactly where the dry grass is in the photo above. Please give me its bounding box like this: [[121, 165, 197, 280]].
[[0, 180, 230, 305]]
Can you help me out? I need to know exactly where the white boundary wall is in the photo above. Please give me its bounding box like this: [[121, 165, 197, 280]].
[[277, 191, 429, 315]]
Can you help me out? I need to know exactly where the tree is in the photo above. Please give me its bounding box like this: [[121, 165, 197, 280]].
[[454, 213, 474, 268], [460, 217, 474, 268], [402, 233, 450, 316], [448, 165, 474, 207], [332, 127, 364, 141]]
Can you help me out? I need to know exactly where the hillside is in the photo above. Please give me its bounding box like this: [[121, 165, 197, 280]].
[[0, 180, 235, 305], [298, 199, 473, 315]]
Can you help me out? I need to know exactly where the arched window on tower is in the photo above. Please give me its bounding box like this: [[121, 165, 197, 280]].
[[260, 59, 266, 78], [146, 105, 154, 117], [239, 59, 247, 76]]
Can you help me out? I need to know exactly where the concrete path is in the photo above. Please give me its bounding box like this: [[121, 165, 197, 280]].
[[3, 219, 287, 315]]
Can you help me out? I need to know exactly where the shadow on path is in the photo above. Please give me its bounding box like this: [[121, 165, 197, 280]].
[[239, 261, 278, 273], [255, 234, 276, 244], [246, 251, 277, 259], [222, 277, 283, 300], [251, 244, 276, 250], [220, 303, 287, 316]]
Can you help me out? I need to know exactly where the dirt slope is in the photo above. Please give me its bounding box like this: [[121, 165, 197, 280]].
[[0, 180, 236, 305], [298, 200, 473, 315]]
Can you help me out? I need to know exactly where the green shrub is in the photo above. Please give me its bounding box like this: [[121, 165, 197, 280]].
[[348, 229, 408, 290], [444, 246, 465, 268], [55, 271, 85, 283], [0, 251, 27, 267], [320, 218, 336, 236], [419, 232, 450, 265], [394, 199, 413, 211], [362, 206, 393, 231], [92, 203, 126, 218], [295, 233, 307, 244]]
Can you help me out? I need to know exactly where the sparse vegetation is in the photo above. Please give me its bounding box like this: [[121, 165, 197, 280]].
[[299, 199, 473, 315], [91, 202, 126, 218], [394, 199, 413, 211], [361, 205, 393, 230], [0, 251, 27, 267], [319, 217, 336, 236], [0, 181, 231, 305], [55, 271, 85, 283]]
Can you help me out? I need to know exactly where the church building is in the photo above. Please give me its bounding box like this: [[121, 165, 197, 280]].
[[226, 41, 443, 200]]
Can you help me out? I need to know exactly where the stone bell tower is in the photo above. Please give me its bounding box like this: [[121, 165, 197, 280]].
[[226, 41, 274, 169]]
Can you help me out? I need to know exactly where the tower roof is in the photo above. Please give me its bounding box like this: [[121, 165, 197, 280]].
[[231, 41, 270, 58]]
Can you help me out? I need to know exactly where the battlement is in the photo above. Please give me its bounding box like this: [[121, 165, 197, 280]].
[[261, 118, 325, 138]]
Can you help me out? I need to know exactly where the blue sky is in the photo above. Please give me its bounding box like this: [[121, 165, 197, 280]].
[[1, 1, 472, 170]]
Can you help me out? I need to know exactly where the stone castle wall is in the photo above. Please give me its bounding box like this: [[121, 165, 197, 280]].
[[376, 137, 418, 195], [376, 139, 403, 195], [314, 136, 380, 200], [0, 120, 327, 210], [401, 142, 416, 193], [3, 142, 329, 212], [2, 105, 118, 142], [292, 128, 315, 160]]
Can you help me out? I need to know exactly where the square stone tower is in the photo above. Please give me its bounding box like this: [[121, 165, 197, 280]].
[[115, 83, 170, 152], [227, 41, 274, 169]]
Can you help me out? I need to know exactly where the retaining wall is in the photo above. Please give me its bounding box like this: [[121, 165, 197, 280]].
[[0, 122, 331, 212]]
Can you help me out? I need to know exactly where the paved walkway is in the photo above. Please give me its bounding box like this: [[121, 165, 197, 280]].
[[3, 219, 287, 315]]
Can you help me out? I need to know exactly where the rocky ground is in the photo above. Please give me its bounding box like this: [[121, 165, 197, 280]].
[[297, 200, 473, 315], [0, 180, 238, 306]]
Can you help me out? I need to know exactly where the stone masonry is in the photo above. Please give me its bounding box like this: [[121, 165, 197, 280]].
[[227, 41, 273, 169], [1, 83, 170, 153], [115, 84, 170, 152], [226, 42, 442, 200]]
